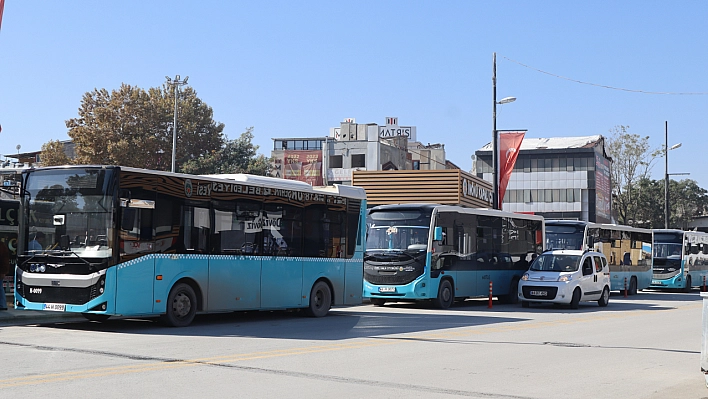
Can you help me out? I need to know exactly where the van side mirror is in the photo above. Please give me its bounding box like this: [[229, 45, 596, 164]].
[[434, 226, 443, 242]]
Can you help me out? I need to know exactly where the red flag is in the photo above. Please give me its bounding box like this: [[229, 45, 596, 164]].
[[498, 131, 525, 206], [0, 0, 5, 31]]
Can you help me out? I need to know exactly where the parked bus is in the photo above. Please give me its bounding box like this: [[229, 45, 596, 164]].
[[545, 220, 653, 295], [0, 199, 19, 294], [363, 204, 544, 308], [14, 165, 367, 326], [651, 229, 708, 291]]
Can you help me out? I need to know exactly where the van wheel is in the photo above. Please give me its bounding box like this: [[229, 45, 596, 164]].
[[629, 277, 638, 295], [370, 298, 386, 307], [161, 283, 197, 327], [434, 280, 454, 309], [683, 276, 692, 293], [570, 288, 581, 309], [598, 287, 610, 307], [305, 281, 332, 317]]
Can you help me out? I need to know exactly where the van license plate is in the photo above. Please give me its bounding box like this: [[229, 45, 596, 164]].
[[530, 291, 547, 297], [379, 287, 395, 293]]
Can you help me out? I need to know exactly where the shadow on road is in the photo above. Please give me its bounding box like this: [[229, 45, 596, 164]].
[[28, 288, 703, 338]]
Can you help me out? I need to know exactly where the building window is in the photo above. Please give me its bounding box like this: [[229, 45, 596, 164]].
[[523, 189, 531, 203], [330, 155, 343, 168], [351, 154, 366, 168]]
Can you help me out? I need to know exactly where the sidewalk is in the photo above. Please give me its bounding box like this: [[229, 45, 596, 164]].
[[0, 295, 84, 326]]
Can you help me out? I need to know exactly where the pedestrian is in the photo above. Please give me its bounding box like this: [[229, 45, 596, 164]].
[[0, 239, 10, 310]]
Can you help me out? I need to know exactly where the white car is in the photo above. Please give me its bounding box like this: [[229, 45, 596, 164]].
[[518, 250, 611, 309]]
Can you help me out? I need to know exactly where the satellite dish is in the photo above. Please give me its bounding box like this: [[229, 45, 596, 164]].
[[16, 144, 21, 152]]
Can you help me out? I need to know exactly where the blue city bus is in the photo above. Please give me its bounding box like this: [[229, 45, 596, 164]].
[[363, 204, 544, 308], [651, 229, 708, 292], [14, 165, 367, 326], [545, 220, 653, 294]]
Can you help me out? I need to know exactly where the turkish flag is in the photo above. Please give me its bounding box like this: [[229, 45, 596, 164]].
[[498, 131, 525, 206]]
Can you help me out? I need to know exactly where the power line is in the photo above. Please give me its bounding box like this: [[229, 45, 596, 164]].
[[501, 55, 708, 95]]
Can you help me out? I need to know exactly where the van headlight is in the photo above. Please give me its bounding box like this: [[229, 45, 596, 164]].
[[558, 275, 572, 282], [521, 273, 529, 281]]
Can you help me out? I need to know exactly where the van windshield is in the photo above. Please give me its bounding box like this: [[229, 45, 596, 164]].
[[530, 254, 581, 272]]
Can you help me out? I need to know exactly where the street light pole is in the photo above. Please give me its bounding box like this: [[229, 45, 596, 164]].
[[492, 53, 516, 210], [664, 120, 683, 229], [493, 53, 498, 210], [165, 75, 189, 173], [665, 121, 669, 229]]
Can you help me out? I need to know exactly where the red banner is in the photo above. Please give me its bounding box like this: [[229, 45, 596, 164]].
[[498, 131, 525, 206], [283, 150, 323, 186], [0, 0, 5, 31]]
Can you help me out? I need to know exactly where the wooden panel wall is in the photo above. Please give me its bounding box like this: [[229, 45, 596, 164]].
[[352, 169, 492, 208]]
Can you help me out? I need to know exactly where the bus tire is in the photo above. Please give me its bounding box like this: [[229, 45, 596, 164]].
[[628, 277, 637, 296], [598, 287, 610, 307], [498, 278, 520, 304], [370, 298, 386, 307], [82, 313, 110, 322], [434, 279, 454, 309], [305, 281, 332, 317], [570, 288, 581, 309], [683, 276, 692, 293], [161, 283, 197, 327]]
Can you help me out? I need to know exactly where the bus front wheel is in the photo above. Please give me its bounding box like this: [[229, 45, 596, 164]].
[[684, 276, 693, 293], [305, 281, 332, 317], [370, 298, 386, 307], [434, 280, 454, 309], [161, 283, 197, 327]]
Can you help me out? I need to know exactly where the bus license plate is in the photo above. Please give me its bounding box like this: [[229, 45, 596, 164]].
[[43, 303, 66, 312], [530, 291, 547, 297], [379, 287, 396, 293]]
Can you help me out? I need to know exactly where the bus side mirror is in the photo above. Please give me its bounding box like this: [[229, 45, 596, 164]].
[[434, 227, 443, 242]]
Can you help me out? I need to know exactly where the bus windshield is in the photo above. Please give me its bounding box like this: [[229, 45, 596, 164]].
[[366, 209, 431, 252], [546, 223, 585, 250], [530, 254, 581, 272], [653, 232, 683, 258], [24, 168, 115, 258]]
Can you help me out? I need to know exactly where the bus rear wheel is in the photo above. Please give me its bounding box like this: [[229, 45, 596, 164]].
[[305, 281, 332, 317], [161, 283, 197, 327], [434, 280, 454, 309], [628, 277, 638, 296]]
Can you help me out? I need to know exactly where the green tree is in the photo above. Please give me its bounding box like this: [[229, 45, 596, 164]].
[[605, 126, 660, 225], [64, 83, 225, 171], [633, 177, 708, 229], [181, 127, 272, 176], [40, 140, 72, 166]]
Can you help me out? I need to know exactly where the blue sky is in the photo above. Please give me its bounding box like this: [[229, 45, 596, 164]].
[[1, 1, 707, 187]]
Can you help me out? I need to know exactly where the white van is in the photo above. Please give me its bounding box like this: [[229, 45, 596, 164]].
[[518, 250, 611, 309]]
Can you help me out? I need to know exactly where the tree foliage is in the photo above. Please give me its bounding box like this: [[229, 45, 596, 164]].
[[634, 178, 708, 229], [181, 127, 272, 176], [40, 140, 72, 166], [65, 83, 225, 171], [605, 126, 660, 224]]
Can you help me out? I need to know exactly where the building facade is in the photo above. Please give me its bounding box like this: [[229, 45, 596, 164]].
[[474, 135, 612, 223], [270, 117, 449, 186]]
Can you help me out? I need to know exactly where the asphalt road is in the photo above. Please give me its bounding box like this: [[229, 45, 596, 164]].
[[1, 290, 707, 399]]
